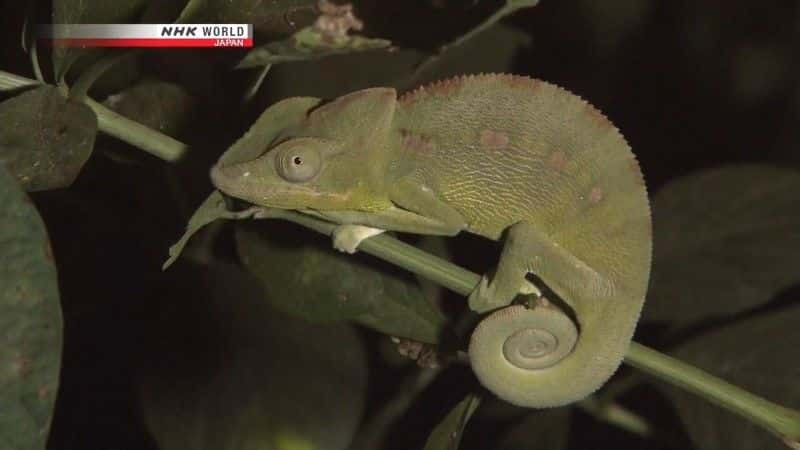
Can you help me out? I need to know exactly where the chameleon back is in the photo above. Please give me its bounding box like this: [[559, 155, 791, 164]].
[[392, 74, 651, 400]]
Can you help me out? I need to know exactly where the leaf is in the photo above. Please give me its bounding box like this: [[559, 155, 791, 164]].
[[662, 304, 800, 450], [235, 222, 447, 344], [643, 165, 800, 324], [496, 409, 571, 450], [0, 86, 97, 192], [423, 394, 481, 450], [138, 262, 367, 450], [51, 0, 147, 79], [0, 165, 62, 450], [104, 79, 196, 139], [237, 26, 391, 68], [177, 0, 319, 36], [163, 191, 235, 269]]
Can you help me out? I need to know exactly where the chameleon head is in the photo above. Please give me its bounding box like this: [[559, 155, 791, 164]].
[[210, 136, 387, 210], [469, 303, 579, 407]]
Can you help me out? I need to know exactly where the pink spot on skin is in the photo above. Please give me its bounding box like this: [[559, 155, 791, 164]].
[[589, 186, 603, 204], [480, 130, 509, 150], [547, 151, 567, 171], [401, 130, 434, 155]]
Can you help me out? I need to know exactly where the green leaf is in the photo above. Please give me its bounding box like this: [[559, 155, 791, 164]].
[[177, 0, 318, 36], [0, 165, 62, 450], [235, 222, 447, 344], [139, 262, 366, 450], [662, 304, 800, 450], [496, 409, 571, 450], [104, 79, 196, 139], [423, 394, 481, 450], [643, 165, 800, 324], [163, 191, 234, 269], [0, 86, 97, 192], [51, 0, 147, 79], [237, 26, 391, 69]]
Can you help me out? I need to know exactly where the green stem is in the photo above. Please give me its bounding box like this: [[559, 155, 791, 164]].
[[0, 70, 40, 90], [84, 97, 187, 161], [0, 70, 187, 162], [626, 343, 800, 445]]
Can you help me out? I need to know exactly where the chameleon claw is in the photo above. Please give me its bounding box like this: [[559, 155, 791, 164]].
[[468, 275, 497, 313]]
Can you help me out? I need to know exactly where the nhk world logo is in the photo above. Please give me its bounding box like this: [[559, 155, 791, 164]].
[[38, 24, 253, 48]]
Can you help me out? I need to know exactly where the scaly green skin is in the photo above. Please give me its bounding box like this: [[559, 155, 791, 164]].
[[211, 74, 652, 408]]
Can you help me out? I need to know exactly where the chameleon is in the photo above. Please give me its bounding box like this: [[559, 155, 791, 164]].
[[210, 73, 652, 408]]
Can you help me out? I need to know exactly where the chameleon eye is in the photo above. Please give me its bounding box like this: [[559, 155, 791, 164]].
[[276, 147, 322, 182]]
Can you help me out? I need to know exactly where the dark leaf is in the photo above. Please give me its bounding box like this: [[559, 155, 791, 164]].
[[663, 304, 800, 450], [104, 79, 196, 139], [643, 165, 800, 324], [423, 394, 481, 450], [0, 165, 62, 450], [235, 222, 447, 343], [0, 86, 97, 192], [138, 262, 367, 450], [51, 0, 147, 79]]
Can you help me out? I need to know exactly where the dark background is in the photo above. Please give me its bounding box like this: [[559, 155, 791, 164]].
[[1, 1, 798, 449]]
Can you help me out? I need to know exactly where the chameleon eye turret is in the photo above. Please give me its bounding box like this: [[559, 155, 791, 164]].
[[469, 303, 579, 407], [275, 139, 324, 183]]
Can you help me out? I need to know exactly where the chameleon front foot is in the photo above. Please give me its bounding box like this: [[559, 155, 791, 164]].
[[332, 224, 385, 253], [469, 302, 579, 408]]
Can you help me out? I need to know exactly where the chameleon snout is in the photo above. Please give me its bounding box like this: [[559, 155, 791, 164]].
[[210, 163, 241, 195], [210, 161, 265, 200]]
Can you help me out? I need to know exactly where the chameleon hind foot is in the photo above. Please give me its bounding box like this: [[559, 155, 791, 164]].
[[468, 221, 549, 313], [468, 274, 541, 313]]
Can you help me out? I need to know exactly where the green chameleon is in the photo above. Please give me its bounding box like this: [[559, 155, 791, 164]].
[[210, 73, 652, 408]]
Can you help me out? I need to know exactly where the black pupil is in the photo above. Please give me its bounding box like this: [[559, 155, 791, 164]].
[[293, 156, 303, 165]]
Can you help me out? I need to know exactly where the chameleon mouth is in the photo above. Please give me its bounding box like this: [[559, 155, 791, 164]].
[[209, 163, 322, 208]]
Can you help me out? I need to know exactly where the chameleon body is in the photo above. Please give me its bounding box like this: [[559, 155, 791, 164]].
[[211, 74, 652, 408]]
